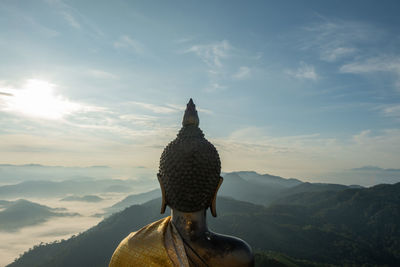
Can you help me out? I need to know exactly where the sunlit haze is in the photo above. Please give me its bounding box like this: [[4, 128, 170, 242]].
[[1, 0, 400, 183], [1, 79, 82, 120]]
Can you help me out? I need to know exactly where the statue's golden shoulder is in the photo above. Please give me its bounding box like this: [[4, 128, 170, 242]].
[[109, 217, 174, 267]]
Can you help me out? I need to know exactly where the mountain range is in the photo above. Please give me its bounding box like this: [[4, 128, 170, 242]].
[[103, 171, 360, 216], [0, 179, 136, 198], [60, 195, 104, 202], [7, 182, 400, 266]]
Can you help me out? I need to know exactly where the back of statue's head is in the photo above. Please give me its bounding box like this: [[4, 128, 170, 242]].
[[157, 99, 221, 213]]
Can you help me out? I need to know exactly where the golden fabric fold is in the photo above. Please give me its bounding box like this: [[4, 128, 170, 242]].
[[165, 219, 190, 267], [109, 216, 189, 267]]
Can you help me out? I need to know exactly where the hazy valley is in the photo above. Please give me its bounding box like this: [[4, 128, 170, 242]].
[[0, 164, 156, 266], [1, 164, 399, 266]]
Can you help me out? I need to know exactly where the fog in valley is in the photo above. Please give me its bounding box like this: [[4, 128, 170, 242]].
[[0, 165, 158, 266]]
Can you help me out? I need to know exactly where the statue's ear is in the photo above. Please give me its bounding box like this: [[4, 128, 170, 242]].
[[157, 173, 167, 214], [210, 176, 223, 217]]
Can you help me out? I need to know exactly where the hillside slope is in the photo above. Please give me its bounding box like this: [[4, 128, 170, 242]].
[[7, 183, 400, 266], [104, 171, 357, 215], [0, 199, 78, 231]]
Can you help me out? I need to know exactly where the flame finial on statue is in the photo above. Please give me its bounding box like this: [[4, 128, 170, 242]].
[[182, 98, 199, 127]]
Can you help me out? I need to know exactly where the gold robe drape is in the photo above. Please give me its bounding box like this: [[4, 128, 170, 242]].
[[109, 216, 190, 267]]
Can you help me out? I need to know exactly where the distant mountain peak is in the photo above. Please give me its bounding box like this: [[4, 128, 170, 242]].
[[0, 199, 79, 232], [224, 171, 303, 188], [351, 165, 400, 172], [351, 166, 383, 171]]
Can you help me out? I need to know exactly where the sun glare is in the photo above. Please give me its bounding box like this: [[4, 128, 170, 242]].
[[0, 79, 81, 120]]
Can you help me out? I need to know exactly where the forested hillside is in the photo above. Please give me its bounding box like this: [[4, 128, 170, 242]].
[[8, 182, 400, 267]]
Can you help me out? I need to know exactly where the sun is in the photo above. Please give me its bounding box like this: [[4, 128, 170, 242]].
[[0, 79, 81, 120]]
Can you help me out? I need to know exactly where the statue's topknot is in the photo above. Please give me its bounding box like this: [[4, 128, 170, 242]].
[[182, 98, 199, 127], [158, 99, 221, 212]]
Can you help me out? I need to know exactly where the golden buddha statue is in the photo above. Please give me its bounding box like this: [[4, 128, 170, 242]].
[[109, 99, 254, 267]]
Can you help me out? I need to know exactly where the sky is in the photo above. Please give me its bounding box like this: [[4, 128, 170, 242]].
[[1, 0, 400, 184]]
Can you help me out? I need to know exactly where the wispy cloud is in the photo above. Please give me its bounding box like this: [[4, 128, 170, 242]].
[[118, 114, 158, 126], [127, 101, 181, 114], [376, 104, 400, 121], [45, 0, 104, 36], [61, 11, 81, 29], [183, 40, 237, 92], [299, 18, 379, 62], [340, 56, 400, 90], [0, 80, 190, 151], [286, 62, 318, 80], [350, 129, 400, 163], [212, 126, 400, 183], [232, 66, 251, 80], [5, 6, 59, 37], [382, 105, 400, 117], [213, 127, 330, 177], [340, 56, 400, 74], [87, 69, 118, 80], [45, 0, 81, 29], [205, 83, 227, 92], [322, 47, 356, 62], [184, 40, 232, 69], [114, 35, 145, 54], [0, 90, 182, 169], [174, 36, 195, 44], [181, 40, 259, 91], [352, 129, 371, 144]]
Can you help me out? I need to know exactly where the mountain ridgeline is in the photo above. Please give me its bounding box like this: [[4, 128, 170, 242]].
[[7, 179, 400, 267], [103, 171, 358, 216], [0, 179, 139, 198], [0, 200, 79, 232], [60, 195, 103, 203]]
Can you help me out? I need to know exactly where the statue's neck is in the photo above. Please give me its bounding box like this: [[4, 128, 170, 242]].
[[171, 209, 209, 241]]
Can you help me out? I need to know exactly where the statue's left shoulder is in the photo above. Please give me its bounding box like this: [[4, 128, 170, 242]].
[[210, 233, 254, 267], [226, 237, 254, 267]]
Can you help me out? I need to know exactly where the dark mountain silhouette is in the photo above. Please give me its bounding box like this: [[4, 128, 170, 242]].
[[275, 182, 353, 200], [219, 172, 288, 205], [103, 188, 160, 216], [220, 172, 360, 206], [7, 182, 400, 267], [102, 171, 299, 215], [104, 172, 359, 214], [233, 171, 302, 187], [0, 199, 79, 231]]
